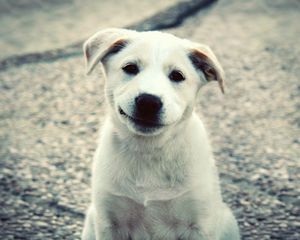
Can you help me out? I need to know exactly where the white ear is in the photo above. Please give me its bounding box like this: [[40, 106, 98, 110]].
[[83, 28, 136, 74], [188, 43, 225, 93]]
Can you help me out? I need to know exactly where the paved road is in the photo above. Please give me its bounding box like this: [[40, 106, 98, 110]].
[[0, 0, 178, 58], [0, 0, 299, 239]]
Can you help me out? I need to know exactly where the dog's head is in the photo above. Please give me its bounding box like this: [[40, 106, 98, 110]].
[[83, 28, 224, 136]]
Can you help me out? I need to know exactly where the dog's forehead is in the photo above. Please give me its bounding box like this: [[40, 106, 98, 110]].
[[135, 32, 183, 49], [123, 31, 188, 63], [138, 31, 180, 42]]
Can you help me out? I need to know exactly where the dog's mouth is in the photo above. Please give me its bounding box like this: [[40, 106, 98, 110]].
[[119, 107, 164, 129]]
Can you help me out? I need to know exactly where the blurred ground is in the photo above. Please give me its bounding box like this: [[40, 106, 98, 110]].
[[0, 0, 300, 239], [0, 0, 178, 58]]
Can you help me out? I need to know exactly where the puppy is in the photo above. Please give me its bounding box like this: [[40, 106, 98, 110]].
[[82, 28, 240, 240]]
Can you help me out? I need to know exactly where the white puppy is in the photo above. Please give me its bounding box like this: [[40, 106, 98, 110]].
[[82, 28, 240, 240]]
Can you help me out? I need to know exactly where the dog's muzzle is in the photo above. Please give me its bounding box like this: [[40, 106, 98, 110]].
[[119, 93, 164, 130]]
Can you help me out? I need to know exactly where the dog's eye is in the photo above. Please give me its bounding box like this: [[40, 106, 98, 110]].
[[122, 63, 139, 75], [169, 70, 185, 82]]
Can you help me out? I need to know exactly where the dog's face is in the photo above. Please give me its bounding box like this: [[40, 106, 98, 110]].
[[84, 29, 224, 136]]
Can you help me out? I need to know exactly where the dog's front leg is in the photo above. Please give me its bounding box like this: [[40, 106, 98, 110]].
[[93, 210, 115, 240], [93, 193, 150, 240], [82, 206, 96, 240], [94, 210, 150, 240], [81, 205, 115, 240]]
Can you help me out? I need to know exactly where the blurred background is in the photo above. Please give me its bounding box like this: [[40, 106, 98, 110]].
[[0, 0, 299, 239], [0, 0, 178, 57]]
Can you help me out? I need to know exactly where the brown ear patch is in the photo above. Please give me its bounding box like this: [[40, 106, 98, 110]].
[[189, 50, 224, 93], [102, 39, 129, 63]]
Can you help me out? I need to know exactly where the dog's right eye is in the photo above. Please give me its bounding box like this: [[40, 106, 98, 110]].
[[169, 69, 185, 82], [122, 63, 139, 75]]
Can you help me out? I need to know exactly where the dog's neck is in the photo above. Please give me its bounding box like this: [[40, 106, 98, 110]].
[[105, 111, 214, 172], [98, 111, 219, 203]]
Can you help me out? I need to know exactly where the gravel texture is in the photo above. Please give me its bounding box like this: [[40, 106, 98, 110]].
[[1, 0, 300, 239], [0, 0, 215, 71], [0, 0, 178, 58]]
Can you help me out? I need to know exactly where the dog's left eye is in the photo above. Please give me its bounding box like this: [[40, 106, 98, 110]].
[[122, 63, 139, 75], [169, 70, 185, 82]]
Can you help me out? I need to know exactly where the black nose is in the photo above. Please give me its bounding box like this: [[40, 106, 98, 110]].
[[135, 94, 163, 118]]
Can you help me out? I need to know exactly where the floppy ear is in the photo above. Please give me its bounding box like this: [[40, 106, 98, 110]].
[[188, 44, 225, 93], [83, 28, 136, 74]]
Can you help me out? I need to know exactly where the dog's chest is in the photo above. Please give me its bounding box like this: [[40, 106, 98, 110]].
[[111, 149, 189, 204], [98, 147, 209, 238], [102, 190, 210, 240]]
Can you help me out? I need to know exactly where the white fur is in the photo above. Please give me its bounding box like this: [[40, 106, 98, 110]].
[[82, 28, 240, 240]]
